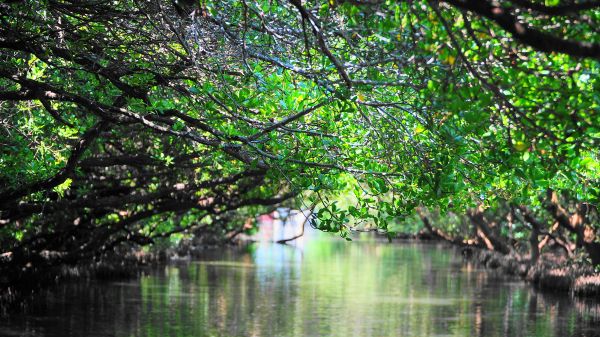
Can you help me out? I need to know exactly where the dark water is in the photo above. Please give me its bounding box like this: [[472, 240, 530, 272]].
[[3, 238, 600, 337]]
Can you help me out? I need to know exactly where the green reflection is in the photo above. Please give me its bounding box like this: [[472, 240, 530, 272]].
[[131, 238, 600, 337], [3, 238, 600, 337]]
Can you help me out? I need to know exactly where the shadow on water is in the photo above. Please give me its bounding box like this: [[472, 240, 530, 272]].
[[2, 236, 600, 337]]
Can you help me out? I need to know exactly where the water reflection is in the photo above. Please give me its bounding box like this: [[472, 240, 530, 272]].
[[3, 238, 600, 337]]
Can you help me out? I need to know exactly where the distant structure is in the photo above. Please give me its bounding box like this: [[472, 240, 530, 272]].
[[251, 208, 314, 244]]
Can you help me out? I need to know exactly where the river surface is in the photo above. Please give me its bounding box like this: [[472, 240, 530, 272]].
[[2, 237, 600, 337]]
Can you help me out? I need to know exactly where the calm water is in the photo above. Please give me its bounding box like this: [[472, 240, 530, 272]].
[[3, 237, 600, 337]]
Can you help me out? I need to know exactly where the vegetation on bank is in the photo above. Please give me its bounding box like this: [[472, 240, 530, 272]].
[[1, 0, 600, 298]]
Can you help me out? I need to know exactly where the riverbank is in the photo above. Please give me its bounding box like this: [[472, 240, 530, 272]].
[[0, 252, 154, 315], [461, 245, 600, 297], [0, 240, 253, 315], [399, 219, 600, 298]]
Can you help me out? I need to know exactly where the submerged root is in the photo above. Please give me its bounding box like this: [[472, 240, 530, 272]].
[[573, 275, 600, 297]]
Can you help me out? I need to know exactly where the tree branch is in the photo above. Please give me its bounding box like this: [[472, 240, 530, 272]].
[[442, 0, 600, 58]]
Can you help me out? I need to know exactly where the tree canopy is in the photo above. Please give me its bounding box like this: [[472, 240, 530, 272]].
[[1, 0, 599, 275]]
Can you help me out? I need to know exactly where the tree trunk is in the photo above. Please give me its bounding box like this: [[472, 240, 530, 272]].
[[467, 206, 511, 255], [416, 207, 456, 242], [544, 189, 600, 265], [516, 205, 541, 263]]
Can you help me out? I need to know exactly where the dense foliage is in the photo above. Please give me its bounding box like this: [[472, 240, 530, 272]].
[[1, 0, 600, 283]]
